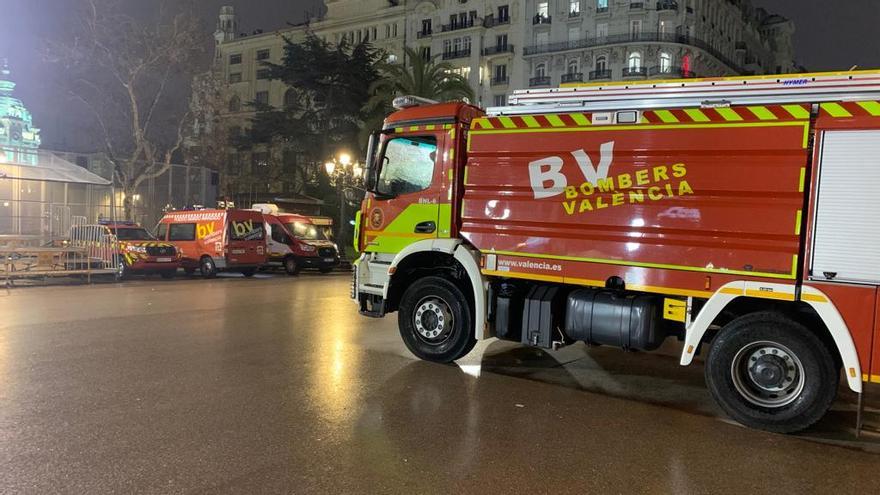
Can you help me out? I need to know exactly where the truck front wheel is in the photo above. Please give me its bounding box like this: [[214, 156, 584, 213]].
[[705, 312, 839, 433], [200, 256, 217, 279], [398, 276, 476, 363]]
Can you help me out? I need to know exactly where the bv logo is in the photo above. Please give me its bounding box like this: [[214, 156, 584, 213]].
[[370, 208, 384, 229], [232, 220, 254, 236], [197, 222, 215, 239], [528, 142, 615, 199]]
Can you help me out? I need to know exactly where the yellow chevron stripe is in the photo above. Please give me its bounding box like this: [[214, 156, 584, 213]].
[[409, 126, 420, 132], [654, 110, 680, 123], [474, 118, 494, 130], [522, 115, 541, 128], [822, 102, 852, 118], [498, 117, 517, 129], [394, 127, 404, 133], [570, 113, 591, 126], [425, 124, 436, 131], [795, 210, 802, 235], [545, 114, 566, 127], [716, 107, 744, 121], [782, 105, 811, 119], [684, 108, 710, 122], [798, 167, 806, 193], [748, 106, 778, 120], [856, 101, 880, 116]]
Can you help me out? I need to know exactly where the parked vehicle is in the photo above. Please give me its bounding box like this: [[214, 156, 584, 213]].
[[253, 204, 340, 275], [157, 209, 267, 278], [70, 221, 181, 279], [351, 71, 880, 433]]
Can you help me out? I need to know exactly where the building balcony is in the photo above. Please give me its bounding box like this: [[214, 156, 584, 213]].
[[482, 44, 515, 56], [490, 76, 510, 86], [441, 19, 475, 32], [442, 49, 472, 60], [623, 66, 648, 77], [647, 66, 696, 78], [561, 72, 584, 83], [522, 32, 746, 73], [589, 69, 612, 81], [483, 15, 510, 28], [568, 10, 582, 18], [529, 76, 551, 87], [656, 1, 678, 12], [533, 14, 551, 25], [630, 2, 645, 9], [416, 30, 433, 39], [596, 7, 609, 14]]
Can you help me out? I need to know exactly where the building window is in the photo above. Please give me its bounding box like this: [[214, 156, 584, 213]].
[[256, 49, 270, 61], [494, 94, 507, 106], [595, 55, 607, 72], [496, 34, 508, 49], [372, 27, 377, 40], [256, 68, 271, 80], [630, 20, 642, 38], [597, 0, 608, 10], [422, 19, 432, 35], [570, 0, 581, 15], [596, 23, 608, 38], [229, 53, 242, 65], [229, 95, 241, 112], [495, 64, 508, 80], [420, 46, 431, 61], [535, 63, 546, 78], [255, 91, 269, 105], [385, 25, 391, 38], [284, 89, 296, 108], [536, 31, 549, 46], [567, 59, 579, 74], [498, 5, 510, 22], [628, 52, 642, 69], [537, 1, 549, 17], [568, 26, 580, 42], [393, 23, 398, 37], [660, 52, 672, 73], [229, 72, 242, 83]]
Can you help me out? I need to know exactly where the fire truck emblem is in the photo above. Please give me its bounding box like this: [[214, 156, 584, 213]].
[[370, 208, 384, 229]]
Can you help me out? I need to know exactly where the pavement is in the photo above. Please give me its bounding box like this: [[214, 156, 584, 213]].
[[1, 273, 880, 494]]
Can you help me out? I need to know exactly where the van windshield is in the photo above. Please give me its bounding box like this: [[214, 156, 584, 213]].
[[115, 228, 155, 241], [285, 222, 326, 241]]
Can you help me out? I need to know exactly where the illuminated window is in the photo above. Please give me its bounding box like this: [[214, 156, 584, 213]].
[[595, 56, 607, 72], [660, 52, 672, 72], [535, 63, 546, 78], [628, 52, 642, 69]]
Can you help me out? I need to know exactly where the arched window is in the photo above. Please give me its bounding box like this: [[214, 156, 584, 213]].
[[567, 59, 579, 75], [228, 95, 240, 112], [535, 63, 546, 78], [628, 52, 642, 70], [595, 56, 607, 72], [659, 52, 672, 73], [283, 89, 296, 109]]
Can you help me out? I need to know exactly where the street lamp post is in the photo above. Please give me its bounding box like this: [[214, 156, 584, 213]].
[[324, 152, 363, 254]]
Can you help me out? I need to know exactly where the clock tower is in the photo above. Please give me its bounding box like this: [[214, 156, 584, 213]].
[[0, 59, 41, 166]]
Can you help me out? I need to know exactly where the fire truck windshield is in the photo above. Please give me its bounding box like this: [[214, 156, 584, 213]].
[[114, 228, 155, 241], [285, 222, 327, 241]]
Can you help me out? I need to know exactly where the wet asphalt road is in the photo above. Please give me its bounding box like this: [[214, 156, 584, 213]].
[[1, 273, 879, 494]]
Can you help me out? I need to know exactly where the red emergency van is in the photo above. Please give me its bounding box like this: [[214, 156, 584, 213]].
[[157, 209, 267, 278], [254, 205, 340, 275]]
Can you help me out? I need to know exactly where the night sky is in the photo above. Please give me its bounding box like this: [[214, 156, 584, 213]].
[[1, 0, 878, 150]]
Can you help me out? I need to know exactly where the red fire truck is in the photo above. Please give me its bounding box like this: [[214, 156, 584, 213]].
[[351, 71, 880, 433]]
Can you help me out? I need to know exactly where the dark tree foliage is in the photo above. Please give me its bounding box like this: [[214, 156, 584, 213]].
[[246, 33, 384, 168]]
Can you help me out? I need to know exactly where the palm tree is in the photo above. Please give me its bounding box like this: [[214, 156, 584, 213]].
[[361, 47, 475, 144]]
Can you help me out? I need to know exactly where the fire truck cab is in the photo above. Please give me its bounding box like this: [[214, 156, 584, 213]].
[[352, 72, 880, 433]]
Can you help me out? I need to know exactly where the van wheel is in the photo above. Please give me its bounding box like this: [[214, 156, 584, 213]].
[[284, 256, 301, 276], [705, 312, 839, 434], [398, 276, 476, 363], [241, 268, 256, 277], [200, 256, 217, 279], [159, 270, 176, 279], [115, 260, 129, 281]]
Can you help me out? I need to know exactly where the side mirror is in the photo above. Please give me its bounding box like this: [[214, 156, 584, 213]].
[[343, 187, 363, 203], [365, 131, 380, 191]]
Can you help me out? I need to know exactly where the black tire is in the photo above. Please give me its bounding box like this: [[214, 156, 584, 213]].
[[241, 268, 257, 277], [319, 266, 334, 274], [284, 256, 301, 276], [705, 312, 839, 433], [398, 276, 477, 363], [115, 259, 130, 281], [159, 269, 176, 279], [200, 256, 218, 279]]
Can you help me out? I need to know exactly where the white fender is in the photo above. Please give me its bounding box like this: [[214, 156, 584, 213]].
[[680, 281, 862, 393], [387, 239, 489, 340]]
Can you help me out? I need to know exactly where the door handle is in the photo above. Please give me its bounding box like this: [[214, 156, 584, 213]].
[[414, 221, 436, 234]]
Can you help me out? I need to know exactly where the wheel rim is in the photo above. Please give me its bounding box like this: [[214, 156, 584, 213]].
[[730, 340, 805, 408], [286, 259, 296, 271], [413, 296, 454, 345], [203, 259, 213, 273]]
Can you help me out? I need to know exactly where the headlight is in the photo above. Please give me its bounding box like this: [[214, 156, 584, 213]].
[[301, 245, 316, 252], [129, 246, 147, 254]]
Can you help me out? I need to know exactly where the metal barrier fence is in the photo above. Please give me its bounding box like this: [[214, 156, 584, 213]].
[[68, 218, 118, 272]]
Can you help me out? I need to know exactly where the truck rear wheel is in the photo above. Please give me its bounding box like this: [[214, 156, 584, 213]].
[[200, 256, 217, 279], [398, 276, 476, 363], [705, 312, 839, 433]]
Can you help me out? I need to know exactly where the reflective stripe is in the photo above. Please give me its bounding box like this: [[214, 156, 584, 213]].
[[748, 106, 778, 120], [716, 107, 744, 121], [684, 108, 711, 122], [822, 102, 853, 118], [654, 110, 680, 123], [782, 104, 811, 119], [856, 100, 880, 116]]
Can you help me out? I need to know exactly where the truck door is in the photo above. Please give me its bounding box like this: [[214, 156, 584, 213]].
[[364, 129, 450, 254]]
